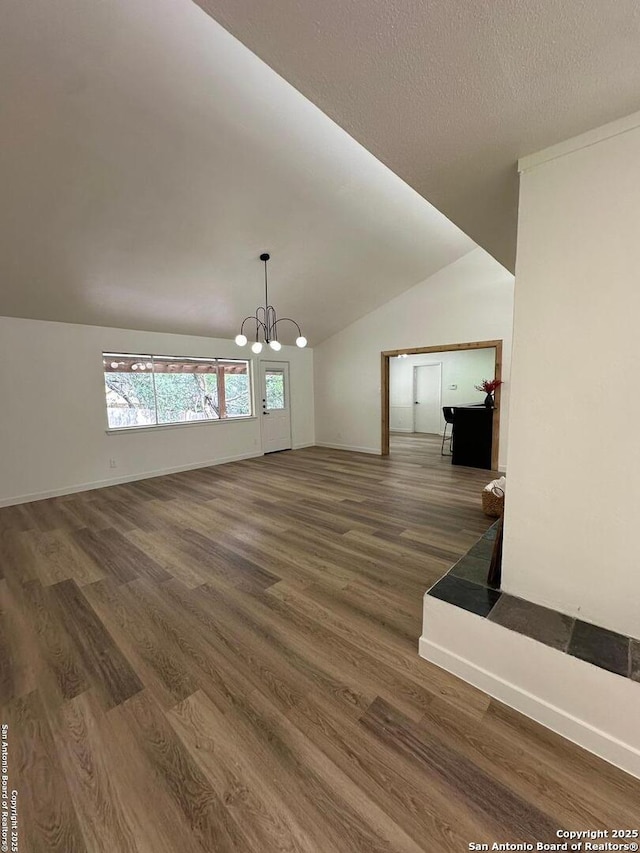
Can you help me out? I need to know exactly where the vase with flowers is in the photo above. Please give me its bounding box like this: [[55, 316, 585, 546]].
[[475, 378, 503, 408]]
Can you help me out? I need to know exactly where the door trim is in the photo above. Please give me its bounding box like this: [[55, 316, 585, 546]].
[[412, 363, 442, 433], [381, 340, 503, 470]]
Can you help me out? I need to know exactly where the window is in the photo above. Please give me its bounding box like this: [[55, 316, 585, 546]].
[[103, 353, 252, 429]]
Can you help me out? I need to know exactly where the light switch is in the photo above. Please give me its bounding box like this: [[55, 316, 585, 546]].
[[448, 384, 457, 390]]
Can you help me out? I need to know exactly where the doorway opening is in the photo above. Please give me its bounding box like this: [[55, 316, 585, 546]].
[[381, 340, 503, 470]]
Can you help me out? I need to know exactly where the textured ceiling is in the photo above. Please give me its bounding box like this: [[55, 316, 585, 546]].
[[0, 0, 476, 345], [194, 0, 640, 271]]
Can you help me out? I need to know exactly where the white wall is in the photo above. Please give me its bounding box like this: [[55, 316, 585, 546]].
[[502, 113, 640, 639], [0, 316, 314, 506], [314, 248, 514, 468], [389, 348, 496, 433]]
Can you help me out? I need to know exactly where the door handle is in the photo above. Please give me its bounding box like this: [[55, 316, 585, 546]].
[[263, 411, 270, 415]]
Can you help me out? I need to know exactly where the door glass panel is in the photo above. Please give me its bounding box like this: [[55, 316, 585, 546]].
[[265, 370, 285, 410]]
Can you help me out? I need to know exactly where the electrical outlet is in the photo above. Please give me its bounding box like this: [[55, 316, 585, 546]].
[[109, 458, 117, 469]]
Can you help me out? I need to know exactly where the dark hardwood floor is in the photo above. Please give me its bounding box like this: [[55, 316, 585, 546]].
[[1, 436, 638, 852]]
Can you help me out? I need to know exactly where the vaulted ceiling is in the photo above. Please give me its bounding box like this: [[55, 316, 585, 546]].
[[0, 0, 476, 345], [5, 0, 637, 344], [195, 0, 640, 271]]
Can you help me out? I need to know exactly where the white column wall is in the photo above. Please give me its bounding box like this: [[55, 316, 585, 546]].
[[502, 113, 640, 639]]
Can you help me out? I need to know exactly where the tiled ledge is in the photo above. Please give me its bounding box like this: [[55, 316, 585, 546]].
[[427, 522, 640, 683]]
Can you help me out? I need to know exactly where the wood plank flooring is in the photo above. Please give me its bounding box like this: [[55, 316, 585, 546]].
[[1, 434, 638, 852]]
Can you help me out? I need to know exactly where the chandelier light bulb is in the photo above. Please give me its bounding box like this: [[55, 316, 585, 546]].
[[251, 341, 263, 354], [235, 334, 247, 347], [295, 336, 307, 348], [269, 340, 282, 351]]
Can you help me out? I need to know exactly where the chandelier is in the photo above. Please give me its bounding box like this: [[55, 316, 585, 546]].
[[235, 253, 307, 354]]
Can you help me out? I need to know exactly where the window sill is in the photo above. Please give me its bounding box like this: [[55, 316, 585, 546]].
[[106, 416, 257, 435]]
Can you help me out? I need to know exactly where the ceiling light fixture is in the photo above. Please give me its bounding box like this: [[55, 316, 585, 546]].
[[235, 253, 307, 353]]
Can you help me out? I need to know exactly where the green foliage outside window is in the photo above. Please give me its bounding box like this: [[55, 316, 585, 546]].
[[104, 356, 251, 429]]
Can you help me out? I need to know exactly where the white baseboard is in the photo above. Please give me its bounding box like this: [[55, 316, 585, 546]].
[[315, 441, 381, 455], [292, 442, 315, 450], [419, 635, 640, 780], [0, 451, 264, 508], [390, 429, 447, 436]]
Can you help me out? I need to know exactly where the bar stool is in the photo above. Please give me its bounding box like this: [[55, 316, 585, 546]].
[[441, 407, 455, 456]]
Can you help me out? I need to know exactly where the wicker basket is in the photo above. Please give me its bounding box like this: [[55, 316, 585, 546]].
[[482, 487, 504, 518]]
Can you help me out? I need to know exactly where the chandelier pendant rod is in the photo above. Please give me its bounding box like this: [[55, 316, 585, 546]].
[[262, 252, 278, 344]]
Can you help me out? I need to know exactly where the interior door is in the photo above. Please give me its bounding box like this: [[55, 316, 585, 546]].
[[260, 361, 292, 453], [414, 364, 442, 434]]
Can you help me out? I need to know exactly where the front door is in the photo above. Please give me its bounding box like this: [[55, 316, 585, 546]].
[[414, 364, 442, 434], [260, 361, 292, 453]]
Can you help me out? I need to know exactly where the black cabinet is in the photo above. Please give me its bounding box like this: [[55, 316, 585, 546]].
[[451, 406, 493, 470]]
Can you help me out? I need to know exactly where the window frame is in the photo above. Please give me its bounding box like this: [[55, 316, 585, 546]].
[[103, 352, 255, 433]]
